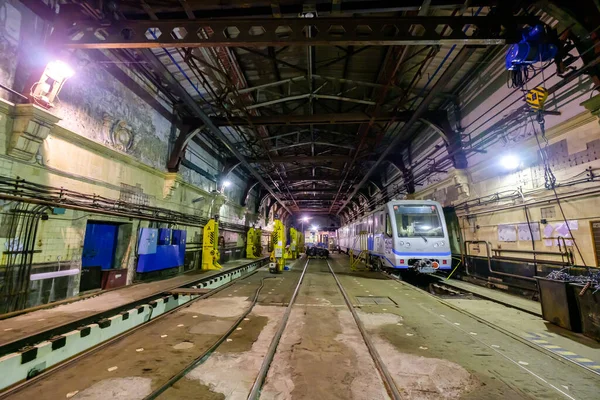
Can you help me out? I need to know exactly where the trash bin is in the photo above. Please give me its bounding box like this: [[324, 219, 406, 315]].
[[571, 283, 600, 341], [536, 277, 582, 332]]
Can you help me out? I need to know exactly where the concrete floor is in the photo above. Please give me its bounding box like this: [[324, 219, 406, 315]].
[[5, 255, 600, 399]]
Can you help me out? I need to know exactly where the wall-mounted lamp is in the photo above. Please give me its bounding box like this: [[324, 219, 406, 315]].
[[223, 180, 232, 188], [30, 60, 75, 109]]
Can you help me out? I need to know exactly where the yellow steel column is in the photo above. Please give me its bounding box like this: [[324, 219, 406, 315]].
[[254, 227, 263, 257], [246, 227, 257, 259], [289, 227, 298, 258], [269, 219, 285, 273], [202, 216, 222, 270]]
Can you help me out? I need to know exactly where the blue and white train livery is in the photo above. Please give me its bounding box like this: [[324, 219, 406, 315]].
[[338, 200, 451, 273]]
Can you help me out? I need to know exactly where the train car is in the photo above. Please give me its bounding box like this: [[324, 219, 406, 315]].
[[338, 200, 451, 273]]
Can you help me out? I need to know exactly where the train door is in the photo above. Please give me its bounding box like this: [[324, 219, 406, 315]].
[[375, 212, 384, 253]]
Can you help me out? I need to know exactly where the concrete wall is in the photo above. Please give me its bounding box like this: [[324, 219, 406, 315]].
[[413, 108, 600, 268]]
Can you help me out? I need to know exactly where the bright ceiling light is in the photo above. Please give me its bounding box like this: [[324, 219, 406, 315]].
[[500, 154, 521, 170], [311, 225, 319, 231], [223, 180, 232, 188], [302, 217, 309, 222]]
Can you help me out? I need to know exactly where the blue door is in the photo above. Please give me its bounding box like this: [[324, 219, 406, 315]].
[[82, 222, 119, 270]]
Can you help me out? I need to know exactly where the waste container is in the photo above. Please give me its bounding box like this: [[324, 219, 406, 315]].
[[571, 283, 600, 341], [536, 277, 581, 332]]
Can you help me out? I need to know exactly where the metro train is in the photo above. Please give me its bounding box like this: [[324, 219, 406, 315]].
[[338, 200, 451, 273]]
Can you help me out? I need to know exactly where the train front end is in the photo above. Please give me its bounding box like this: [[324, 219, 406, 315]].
[[386, 201, 452, 273]]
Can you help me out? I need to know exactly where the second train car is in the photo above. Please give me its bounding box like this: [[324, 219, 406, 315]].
[[338, 200, 451, 273]]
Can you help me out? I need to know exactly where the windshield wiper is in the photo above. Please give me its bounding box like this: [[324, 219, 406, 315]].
[[416, 232, 428, 243]]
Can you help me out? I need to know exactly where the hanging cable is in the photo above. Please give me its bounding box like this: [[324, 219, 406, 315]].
[[525, 55, 588, 268]]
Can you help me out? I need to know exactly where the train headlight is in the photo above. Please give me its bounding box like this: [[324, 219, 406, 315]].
[[439, 241, 445, 246], [433, 242, 439, 248], [399, 241, 404, 246], [405, 242, 411, 248]]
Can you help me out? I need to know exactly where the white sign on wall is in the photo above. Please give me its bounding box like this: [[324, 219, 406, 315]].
[[517, 222, 541, 241], [498, 224, 517, 242]]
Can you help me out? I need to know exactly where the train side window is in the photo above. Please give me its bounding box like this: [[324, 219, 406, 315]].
[[385, 214, 392, 237]]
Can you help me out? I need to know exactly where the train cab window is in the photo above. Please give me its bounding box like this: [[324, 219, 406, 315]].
[[385, 214, 392, 237], [393, 204, 444, 238]]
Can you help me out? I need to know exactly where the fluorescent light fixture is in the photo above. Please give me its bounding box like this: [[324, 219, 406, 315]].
[[311, 225, 319, 231], [223, 180, 232, 188], [500, 154, 520, 170], [302, 217, 309, 222]]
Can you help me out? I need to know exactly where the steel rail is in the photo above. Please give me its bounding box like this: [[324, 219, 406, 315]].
[[247, 257, 311, 400], [381, 271, 600, 380], [143, 275, 277, 400], [325, 259, 403, 400], [428, 277, 541, 317], [0, 265, 263, 399], [0, 258, 267, 357]]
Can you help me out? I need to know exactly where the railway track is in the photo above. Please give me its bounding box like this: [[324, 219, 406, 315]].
[[0, 259, 267, 356], [3, 255, 597, 399], [382, 271, 600, 380], [246, 258, 402, 400], [0, 259, 267, 398], [393, 272, 541, 317], [132, 257, 402, 400]]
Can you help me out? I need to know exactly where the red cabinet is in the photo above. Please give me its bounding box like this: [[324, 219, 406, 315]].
[[101, 269, 128, 289]]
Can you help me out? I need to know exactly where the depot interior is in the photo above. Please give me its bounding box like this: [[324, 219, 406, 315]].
[[1, 1, 600, 335]]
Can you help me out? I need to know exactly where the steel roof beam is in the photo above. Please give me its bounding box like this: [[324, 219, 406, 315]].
[[236, 74, 403, 96], [270, 141, 355, 152], [282, 179, 345, 183], [211, 111, 411, 126], [337, 46, 477, 215], [119, 1, 499, 20], [249, 155, 351, 163], [285, 189, 342, 193], [52, 16, 536, 49], [140, 49, 292, 214], [236, 93, 376, 111]]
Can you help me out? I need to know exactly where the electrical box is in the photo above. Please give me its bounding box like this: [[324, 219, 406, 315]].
[[172, 229, 187, 246], [137, 228, 187, 273], [158, 228, 172, 245], [138, 228, 158, 255]]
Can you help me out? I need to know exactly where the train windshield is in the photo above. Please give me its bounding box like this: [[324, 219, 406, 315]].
[[393, 204, 444, 238]]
